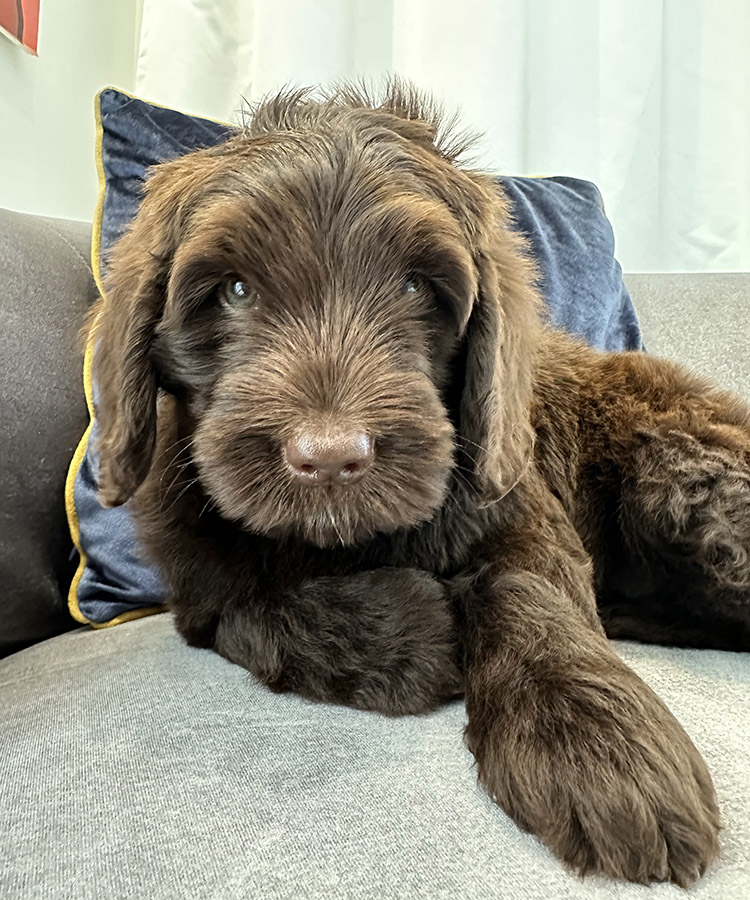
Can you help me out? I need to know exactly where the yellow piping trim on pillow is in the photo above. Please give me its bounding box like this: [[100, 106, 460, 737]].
[[64, 88, 171, 629], [65, 340, 94, 625]]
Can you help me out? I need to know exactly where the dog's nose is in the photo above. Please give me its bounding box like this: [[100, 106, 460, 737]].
[[285, 429, 374, 485]]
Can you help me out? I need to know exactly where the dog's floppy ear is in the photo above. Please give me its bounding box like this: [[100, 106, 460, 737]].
[[457, 175, 542, 502], [91, 154, 221, 507]]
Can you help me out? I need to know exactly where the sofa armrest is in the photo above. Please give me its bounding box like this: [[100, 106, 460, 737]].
[[626, 272, 750, 398], [0, 208, 96, 656]]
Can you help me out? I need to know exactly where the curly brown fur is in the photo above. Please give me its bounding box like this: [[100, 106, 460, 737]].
[[90, 81, 750, 885]]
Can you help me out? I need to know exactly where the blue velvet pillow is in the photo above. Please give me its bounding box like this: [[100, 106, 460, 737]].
[[66, 87, 642, 627]]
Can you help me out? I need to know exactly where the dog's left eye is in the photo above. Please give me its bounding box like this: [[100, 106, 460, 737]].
[[404, 275, 428, 295], [221, 278, 257, 309]]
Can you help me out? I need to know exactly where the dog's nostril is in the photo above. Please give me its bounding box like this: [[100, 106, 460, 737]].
[[285, 430, 374, 486]]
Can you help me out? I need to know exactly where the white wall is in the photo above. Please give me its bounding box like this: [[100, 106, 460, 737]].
[[0, 0, 140, 222]]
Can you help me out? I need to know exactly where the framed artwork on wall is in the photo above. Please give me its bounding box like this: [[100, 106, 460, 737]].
[[0, 0, 40, 55]]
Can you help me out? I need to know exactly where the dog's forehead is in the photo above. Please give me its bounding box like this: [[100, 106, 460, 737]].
[[179, 131, 475, 297], [219, 127, 450, 221]]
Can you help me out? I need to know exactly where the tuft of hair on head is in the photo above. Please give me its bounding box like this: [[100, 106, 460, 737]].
[[239, 76, 479, 167]]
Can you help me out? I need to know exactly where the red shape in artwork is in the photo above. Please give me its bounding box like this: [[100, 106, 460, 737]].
[[0, 0, 41, 56]]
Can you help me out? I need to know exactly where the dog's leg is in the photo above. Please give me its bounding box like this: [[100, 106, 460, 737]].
[[460, 475, 720, 885], [213, 568, 463, 716], [601, 416, 750, 649]]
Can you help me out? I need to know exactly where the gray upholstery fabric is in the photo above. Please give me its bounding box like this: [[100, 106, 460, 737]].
[[0, 209, 96, 656], [1, 614, 749, 899], [627, 272, 750, 398]]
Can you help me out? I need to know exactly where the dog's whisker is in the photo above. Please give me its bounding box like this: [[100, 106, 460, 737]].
[[162, 453, 193, 480], [451, 466, 480, 498], [198, 495, 215, 519], [167, 459, 193, 476], [455, 435, 490, 456], [162, 435, 195, 459], [160, 442, 196, 488], [160, 477, 201, 516], [161, 473, 200, 503], [165, 434, 195, 450], [162, 466, 196, 501], [326, 506, 346, 547]]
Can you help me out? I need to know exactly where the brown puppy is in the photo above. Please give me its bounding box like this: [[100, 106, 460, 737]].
[[91, 84, 750, 885]]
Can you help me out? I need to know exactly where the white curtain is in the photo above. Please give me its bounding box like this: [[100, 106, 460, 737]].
[[136, 0, 750, 273]]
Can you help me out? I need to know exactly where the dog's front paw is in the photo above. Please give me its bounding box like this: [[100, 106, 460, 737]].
[[466, 663, 720, 885], [215, 567, 463, 716]]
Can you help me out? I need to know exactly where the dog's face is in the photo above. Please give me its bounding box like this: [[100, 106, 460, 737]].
[[154, 143, 474, 547], [93, 87, 540, 548]]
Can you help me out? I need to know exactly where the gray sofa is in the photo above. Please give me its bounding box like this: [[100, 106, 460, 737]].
[[1, 207, 749, 899]]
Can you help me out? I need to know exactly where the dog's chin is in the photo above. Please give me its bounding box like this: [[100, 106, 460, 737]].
[[200, 471, 452, 549], [248, 505, 440, 549], [262, 518, 386, 549]]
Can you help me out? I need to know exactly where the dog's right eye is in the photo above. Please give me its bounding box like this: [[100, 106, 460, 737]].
[[403, 274, 430, 296], [220, 278, 257, 309]]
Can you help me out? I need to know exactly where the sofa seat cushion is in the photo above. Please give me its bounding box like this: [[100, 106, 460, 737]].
[[1, 615, 748, 898]]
